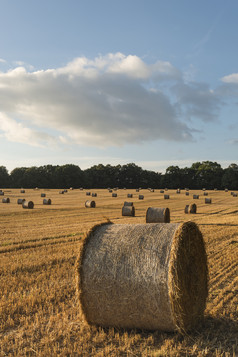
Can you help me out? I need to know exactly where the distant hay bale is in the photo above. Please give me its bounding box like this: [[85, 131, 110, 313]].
[[22, 201, 34, 209], [122, 205, 135, 217], [164, 194, 170, 199], [138, 195, 144, 200], [233, 193, 237, 197], [202, 188, 206, 191], [150, 189, 155, 192], [108, 189, 113, 193], [59, 191, 64, 194], [112, 193, 117, 197], [185, 192, 189, 196], [76, 221, 208, 332], [205, 198, 212, 204], [41, 193, 46, 197], [214, 188, 217, 191], [136, 189, 140, 192], [43, 198, 51, 205], [176, 189, 180, 194], [165, 188, 168, 191], [231, 192, 234, 195], [64, 189, 68, 193], [85, 200, 96, 208], [2, 197, 10, 203], [17, 198, 25, 204], [86, 192, 91, 196], [193, 195, 199, 199], [146, 207, 170, 223], [185, 188, 189, 191], [80, 188, 84, 191], [0, 192, 4, 196], [70, 187, 74, 190], [123, 201, 133, 207], [160, 190, 164, 193], [203, 192, 208, 196], [92, 193, 97, 197], [184, 204, 197, 214], [225, 188, 228, 192], [20, 190, 25, 193], [127, 194, 133, 198]]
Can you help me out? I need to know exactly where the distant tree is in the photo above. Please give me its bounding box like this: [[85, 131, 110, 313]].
[[221, 164, 238, 189], [0, 166, 10, 188], [10, 167, 28, 188]]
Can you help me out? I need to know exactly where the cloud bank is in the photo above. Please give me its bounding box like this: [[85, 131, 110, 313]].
[[0, 53, 221, 147]]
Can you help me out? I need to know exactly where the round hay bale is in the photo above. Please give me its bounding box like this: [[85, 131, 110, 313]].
[[76, 221, 208, 332], [138, 195, 144, 200], [160, 190, 164, 193], [176, 189, 180, 194], [22, 201, 34, 209], [41, 193, 46, 197], [205, 198, 212, 204], [85, 200, 96, 208], [92, 193, 97, 197], [122, 205, 135, 217], [203, 192, 208, 196], [127, 194, 133, 198], [225, 188, 228, 192], [164, 194, 170, 199], [184, 204, 197, 214], [64, 189, 68, 193], [20, 190, 25, 193], [86, 192, 91, 196], [185, 192, 189, 196], [146, 207, 170, 223], [136, 189, 140, 192], [0, 191, 4, 196], [80, 188, 84, 191], [59, 191, 64, 194], [231, 192, 234, 195], [2, 197, 10, 203], [150, 189, 155, 192], [193, 195, 199, 199], [43, 198, 51, 205], [108, 189, 113, 193], [233, 193, 237, 197], [112, 193, 117, 197], [123, 201, 134, 207], [17, 198, 25, 204]]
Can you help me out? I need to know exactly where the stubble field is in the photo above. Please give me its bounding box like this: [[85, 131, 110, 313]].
[[0, 188, 237, 356]]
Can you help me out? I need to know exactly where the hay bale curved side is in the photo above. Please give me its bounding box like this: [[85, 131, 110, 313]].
[[76, 222, 208, 332], [22, 201, 34, 209], [184, 204, 197, 214], [146, 207, 170, 223], [43, 198, 51, 205], [2, 197, 10, 203], [17, 198, 25, 204], [122, 205, 135, 217], [85, 200, 96, 208]]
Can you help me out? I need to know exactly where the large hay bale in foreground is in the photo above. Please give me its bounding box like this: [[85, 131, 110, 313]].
[[76, 222, 208, 332], [22, 201, 34, 209], [146, 207, 170, 223], [122, 205, 135, 217]]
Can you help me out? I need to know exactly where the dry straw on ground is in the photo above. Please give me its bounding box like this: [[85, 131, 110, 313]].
[[146, 207, 170, 223], [76, 221, 208, 333]]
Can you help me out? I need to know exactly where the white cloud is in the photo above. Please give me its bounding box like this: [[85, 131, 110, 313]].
[[0, 53, 221, 148], [221, 73, 238, 83]]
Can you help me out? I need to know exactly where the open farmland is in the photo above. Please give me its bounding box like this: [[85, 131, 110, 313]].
[[0, 188, 237, 356]]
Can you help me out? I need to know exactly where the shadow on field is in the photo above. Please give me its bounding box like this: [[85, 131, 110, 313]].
[[93, 315, 238, 355]]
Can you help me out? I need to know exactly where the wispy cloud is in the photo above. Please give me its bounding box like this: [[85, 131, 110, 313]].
[[0, 53, 221, 148]]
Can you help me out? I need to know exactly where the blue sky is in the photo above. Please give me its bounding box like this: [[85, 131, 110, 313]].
[[0, 0, 238, 173]]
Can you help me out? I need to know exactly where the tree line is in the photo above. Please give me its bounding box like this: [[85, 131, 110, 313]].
[[0, 161, 238, 190]]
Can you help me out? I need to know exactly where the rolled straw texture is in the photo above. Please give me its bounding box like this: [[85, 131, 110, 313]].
[[122, 205, 135, 217], [123, 201, 134, 207], [146, 207, 170, 223], [184, 204, 197, 214], [43, 198, 51, 205], [76, 222, 208, 332], [17, 198, 25, 204], [205, 198, 212, 204], [22, 201, 34, 209], [85, 200, 96, 208], [2, 197, 10, 203]]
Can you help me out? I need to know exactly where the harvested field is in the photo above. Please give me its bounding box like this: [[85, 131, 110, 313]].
[[0, 188, 237, 356]]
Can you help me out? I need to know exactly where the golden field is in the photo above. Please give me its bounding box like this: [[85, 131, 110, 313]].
[[0, 188, 237, 356]]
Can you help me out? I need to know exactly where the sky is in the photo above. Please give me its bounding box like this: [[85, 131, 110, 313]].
[[0, 0, 238, 173]]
